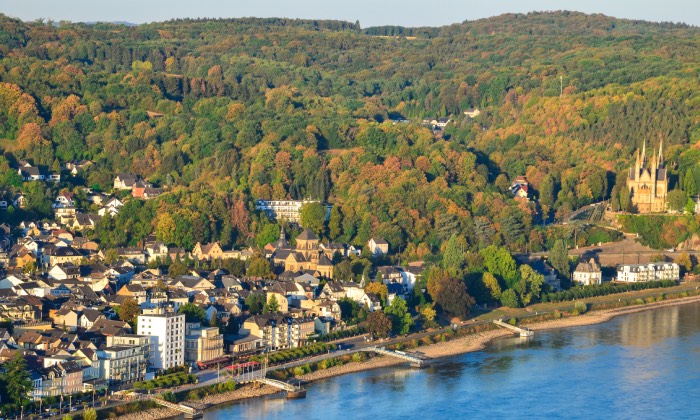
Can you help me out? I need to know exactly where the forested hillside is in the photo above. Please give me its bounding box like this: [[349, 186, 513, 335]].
[[0, 11, 698, 257]]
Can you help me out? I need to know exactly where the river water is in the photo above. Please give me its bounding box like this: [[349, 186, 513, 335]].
[[204, 302, 700, 419]]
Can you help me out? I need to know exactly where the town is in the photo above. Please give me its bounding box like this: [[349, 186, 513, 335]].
[[0, 157, 694, 418]]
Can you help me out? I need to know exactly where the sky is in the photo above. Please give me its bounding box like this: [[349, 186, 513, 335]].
[[2, 0, 698, 28]]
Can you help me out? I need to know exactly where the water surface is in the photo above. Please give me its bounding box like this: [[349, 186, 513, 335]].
[[205, 302, 700, 419]]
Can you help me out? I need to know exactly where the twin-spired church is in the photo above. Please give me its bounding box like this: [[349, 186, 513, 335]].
[[626, 141, 667, 213]]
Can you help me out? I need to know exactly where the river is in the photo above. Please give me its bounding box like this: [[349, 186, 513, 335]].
[[204, 302, 700, 419]]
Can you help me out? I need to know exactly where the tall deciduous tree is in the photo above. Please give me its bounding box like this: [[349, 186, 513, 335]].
[[384, 297, 413, 335], [366, 311, 392, 338], [178, 303, 206, 323], [119, 298, 141, 327], [480, 245, 519, 288], [550, 239, 570, 281], [442, 233, 464, 276], [300, 202, 327, 235], [432, 277, 475, 319]]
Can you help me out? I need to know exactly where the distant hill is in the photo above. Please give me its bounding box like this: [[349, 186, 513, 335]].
[[0, 10, 697, 254]]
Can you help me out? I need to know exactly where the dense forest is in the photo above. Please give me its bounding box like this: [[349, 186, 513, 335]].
[[0, 11, 698, 259]]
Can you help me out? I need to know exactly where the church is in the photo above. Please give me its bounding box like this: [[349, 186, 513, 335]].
[[270, 228, 334, 278], [626, 141, 667, 213]]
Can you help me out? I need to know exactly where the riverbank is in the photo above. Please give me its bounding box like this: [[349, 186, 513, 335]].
[[115, 292, 700, 419]]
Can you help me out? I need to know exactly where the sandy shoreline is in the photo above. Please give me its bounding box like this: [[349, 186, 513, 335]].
[[117, 293, 700, 418]]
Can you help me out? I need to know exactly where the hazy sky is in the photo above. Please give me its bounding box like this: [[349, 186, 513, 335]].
[[2, 0, 698, 27]]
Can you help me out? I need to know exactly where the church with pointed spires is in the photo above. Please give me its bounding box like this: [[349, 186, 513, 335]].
[[626, 140, 668, 213]]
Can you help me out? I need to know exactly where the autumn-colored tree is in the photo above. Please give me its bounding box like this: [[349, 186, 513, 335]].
[[366, 311, 392, 338], [365, 281, 388, 303], [119, 298, 141, 327], [247, 256, 274, 279]]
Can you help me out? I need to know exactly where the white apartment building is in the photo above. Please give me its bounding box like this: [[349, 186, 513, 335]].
[[97, 335, 150, 384], [616, 262, 680, 283], [255, 199, 330, 223], [137, 312, 185, 370]]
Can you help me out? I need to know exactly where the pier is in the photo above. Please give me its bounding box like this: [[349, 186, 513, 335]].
[[360, 346, 431, 368], [150, 396, 203, 418], [493, 319, 534, 337]]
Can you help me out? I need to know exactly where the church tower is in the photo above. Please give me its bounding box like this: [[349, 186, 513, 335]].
[[627, 140, 668, 213]]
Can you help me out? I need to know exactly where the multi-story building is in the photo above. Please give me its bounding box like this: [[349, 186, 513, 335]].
[[573, 259, 603, 286], [39, 361, 84, 397], [184, 323, 224, 364], [137, 312, 185, 370], [255, 199, 330, 223], [617, 262, 680, 283], [97, 335, 150, 384], [242, 314, 315, 350]]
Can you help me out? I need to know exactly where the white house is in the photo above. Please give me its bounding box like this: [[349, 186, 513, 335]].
[[573, 259, 603, 286], [368, 237, 389, 256]]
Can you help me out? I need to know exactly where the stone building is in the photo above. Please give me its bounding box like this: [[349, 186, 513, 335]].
[[627, 141, 667, 213]]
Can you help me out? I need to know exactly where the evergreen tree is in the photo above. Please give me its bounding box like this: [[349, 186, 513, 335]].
[[0, 352, 32, 406]]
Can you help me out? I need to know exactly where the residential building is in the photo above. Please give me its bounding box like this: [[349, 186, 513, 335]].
[[573, 259, 603, 286], [617, 262, 680, 283], [368, 237, 389, 256], [97, 335, 150, 384], [255, 199, 330, 223], [113, 173, 138, 190], [184, 323, 224, 364], [137, 312, 185, 370], [241, 314, 315, 350], [40, 361, 83, 396]]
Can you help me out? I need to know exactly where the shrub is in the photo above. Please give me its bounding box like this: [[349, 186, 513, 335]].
[[574, 301, 588, 314], [508, 317, 517, 326]]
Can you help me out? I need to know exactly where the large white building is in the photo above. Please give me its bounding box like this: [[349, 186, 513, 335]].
[[137, 312, 185, 370], [255, 199, 330, 223], [616, 262, 680, 283]]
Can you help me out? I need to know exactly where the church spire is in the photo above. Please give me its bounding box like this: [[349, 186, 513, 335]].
[[657, 138, 664, 167], [641, 140, 647, 167]]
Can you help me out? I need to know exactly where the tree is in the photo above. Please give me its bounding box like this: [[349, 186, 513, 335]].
[[500, 288, 521, 308], [420, 304, 436, 324], [168, 258, 189, 277], [365, 281, 388, 303], [0, 352, 32, 406], [442, 233, 464, 276], [338, 298, 360, 322], [300, 202, 327, 235], [549, 240, 570, 282], [83, 408, 98, 420], [328, 206, 343, 240], [676, 253, 692, 273], [514, 265, 545, 306], [482, 272, 503, 301], [433, 277, 475, 319], [245, 293, 266, 315], [366, 311, 392, 338], [684, 168, 697, 197], [266, 294, 280, 314], [119, 298, 141, 326], [247, 256, 274, 278], [481, 246, 519, 287], [667, 189, 687, 212], [384, 297, 413, 335], [178, 303, 206, 323]]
